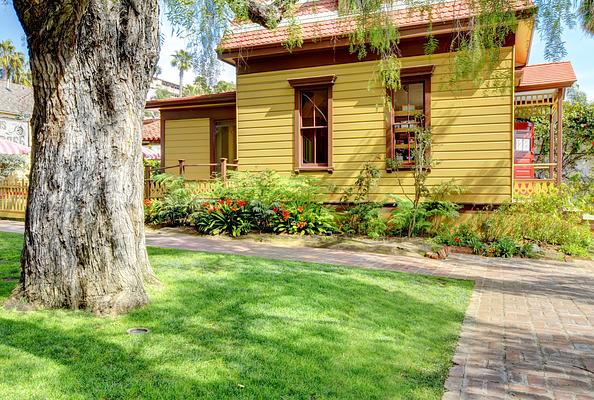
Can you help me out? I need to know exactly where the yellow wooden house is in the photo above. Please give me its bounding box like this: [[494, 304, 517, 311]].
[[146, 0, 576, 205]]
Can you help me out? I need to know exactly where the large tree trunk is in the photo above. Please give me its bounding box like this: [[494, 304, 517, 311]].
[[11, 0, 160, 314]]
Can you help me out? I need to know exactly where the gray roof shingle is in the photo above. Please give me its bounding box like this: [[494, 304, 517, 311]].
[[0, 82, 33, 117]]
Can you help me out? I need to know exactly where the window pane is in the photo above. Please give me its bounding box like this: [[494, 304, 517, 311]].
[[301, 88, 328, 127], [393, 82, 424, 113], [302, 129, 314, 164], [313, 89, 328, 126], [301, 90, 315, 127], [315, 128, 328, 164]]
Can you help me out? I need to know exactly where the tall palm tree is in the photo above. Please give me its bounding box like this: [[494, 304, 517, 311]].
[[170, 50, 193, 97], [0, 40, 16, 81], [581, 0, 594, 34], [6, 52, 25, 88]]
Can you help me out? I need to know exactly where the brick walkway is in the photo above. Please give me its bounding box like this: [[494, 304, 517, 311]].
[[2, 220, 594, 399]]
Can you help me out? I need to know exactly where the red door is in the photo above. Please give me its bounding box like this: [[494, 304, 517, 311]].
[[514, 121, 535, 179]]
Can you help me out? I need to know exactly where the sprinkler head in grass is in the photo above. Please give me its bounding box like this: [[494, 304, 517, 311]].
[[127, 328, 150, 334]]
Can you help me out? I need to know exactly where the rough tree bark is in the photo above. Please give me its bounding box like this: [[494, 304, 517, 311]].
[[11, 0, 160, 314], [9, 0, 292, 315]]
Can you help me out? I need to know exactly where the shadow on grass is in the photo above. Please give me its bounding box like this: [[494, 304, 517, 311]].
[[0, 236, 472, 399]]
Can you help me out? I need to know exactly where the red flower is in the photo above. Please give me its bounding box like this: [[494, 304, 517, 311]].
[[237, 200, 247, 207], [454, 237, 461, 244], [217, 199, 225, 204], [282, 210, 291, 221], [226, 199, 234, 205], [207, 208, 214, 213], [272, 207, 279, 213], [201, 202, 210, 207]]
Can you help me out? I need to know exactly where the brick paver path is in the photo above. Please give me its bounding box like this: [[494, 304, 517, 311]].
[[2, 220, 594, 399]]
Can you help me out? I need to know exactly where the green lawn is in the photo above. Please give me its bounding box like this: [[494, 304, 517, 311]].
[[0, 232, 472, 399]]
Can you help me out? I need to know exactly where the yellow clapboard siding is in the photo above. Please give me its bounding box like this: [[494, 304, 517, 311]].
[[234, 48, 514, 203], [434, 141, 511, 151], [431, 105, 511, 117], [432, 96, 511, 109], [432, 133, 510, 143], [433, 114, 511, 125], [164, 118, 211, 180], [432, 123, 511, 134]]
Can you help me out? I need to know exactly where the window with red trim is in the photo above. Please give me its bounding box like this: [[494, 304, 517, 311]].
[[288, 74, 335, 172], [387, 67, 432, 170], [390, 81, 426, 166], [299, 88, 329, 166]]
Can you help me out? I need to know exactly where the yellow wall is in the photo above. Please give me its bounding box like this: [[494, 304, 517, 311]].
[[164, 118, 211, 180], [236, 48, 514, 203]]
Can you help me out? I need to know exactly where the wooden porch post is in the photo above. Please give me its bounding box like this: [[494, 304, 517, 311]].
[[220, 158, 227, 182], [556, 89, 565, 185], [178, 159, 186, 176], [144, 165, 151, 199], [548, 104, 555, 180]]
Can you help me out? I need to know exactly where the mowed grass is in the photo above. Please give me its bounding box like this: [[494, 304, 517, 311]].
[[0, 232, 472, 399]]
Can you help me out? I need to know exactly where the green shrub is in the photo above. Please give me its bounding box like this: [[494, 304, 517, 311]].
[[268, 203, 336, 235], [208, 170, 324, 205], [389, 197, 460, 237], [474, 189, 593, 256], [434, 225, 485, 255], [192, 199, 252, 237], [144, 174, 204, 226], [560, 243, 591, 257], [488, 237, 518, 258], [0, 154, 29, 180], [338, 203, 387, 238]]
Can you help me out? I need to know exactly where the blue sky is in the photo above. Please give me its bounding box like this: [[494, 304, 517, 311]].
[[1, 2, 593, 100]]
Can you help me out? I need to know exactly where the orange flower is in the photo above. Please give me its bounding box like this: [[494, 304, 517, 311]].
[[144, 199, 152, 206], [237, 200, 247, 207], [201, 202, 210, 207], [297, 206, 304, 212], [282, 210, 291, 220], [226, 199, 234, 205]]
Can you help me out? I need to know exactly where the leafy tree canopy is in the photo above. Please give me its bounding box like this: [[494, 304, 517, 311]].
[[0, 39, 30, 86], [162, 0, 589, 90]]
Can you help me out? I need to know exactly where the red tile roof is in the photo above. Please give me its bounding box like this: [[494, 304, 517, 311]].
[[142, 119, 160, 142], [516, 62, 577, 92], [221, 0, 533, 51]]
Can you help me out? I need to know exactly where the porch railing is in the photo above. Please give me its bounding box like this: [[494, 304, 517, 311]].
[[144, 158, 238, 200], [513, 162, 559, 198]]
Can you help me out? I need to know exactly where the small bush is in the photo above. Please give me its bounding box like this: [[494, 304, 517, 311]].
[[488, 237, 518, 258], [389, 197, 460, 237], [560, 243, 591, 257], [338, 203, 387, 238], [192, 199, 252, 237], [144, 174, 204, 226], [208, 170, 324, 205], [473, 188, 593, 256], [268, 203, 336, 235]]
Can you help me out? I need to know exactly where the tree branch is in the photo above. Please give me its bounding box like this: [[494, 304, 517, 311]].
[[13, 0, 91, 43], [246, 0, 298, 29]]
